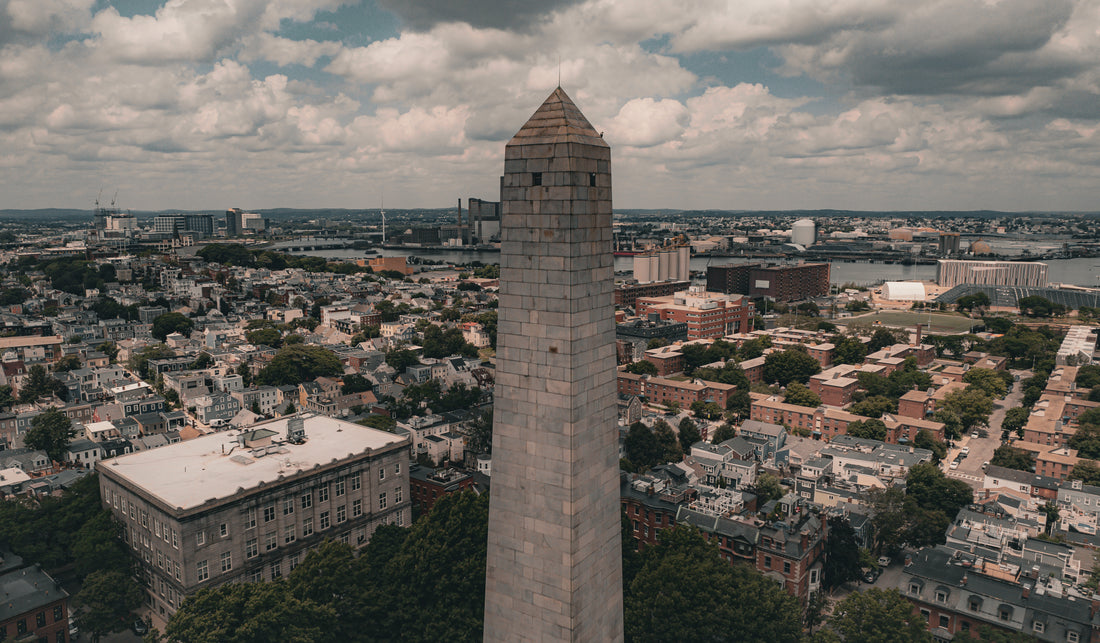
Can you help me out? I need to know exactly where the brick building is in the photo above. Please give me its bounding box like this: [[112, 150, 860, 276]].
[[614, 280, 691, 310], [408, 465, 473, 514], [636, 286, 754, 340], [0, 557, 69, 643], [616, 372, 737, 409], [706, 263, 831, 302]]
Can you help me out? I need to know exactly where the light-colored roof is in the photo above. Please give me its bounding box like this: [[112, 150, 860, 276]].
[[98, 414, 407, 512], [0, 335, 63, 348]]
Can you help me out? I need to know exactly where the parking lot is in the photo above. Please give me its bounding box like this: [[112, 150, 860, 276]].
[[943, 370, 1028, 488]]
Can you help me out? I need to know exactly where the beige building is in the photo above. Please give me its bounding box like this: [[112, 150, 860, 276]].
[[97, 414, 410, 618]]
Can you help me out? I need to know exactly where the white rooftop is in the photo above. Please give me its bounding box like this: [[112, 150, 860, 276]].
[[100, 414, 407, 511]]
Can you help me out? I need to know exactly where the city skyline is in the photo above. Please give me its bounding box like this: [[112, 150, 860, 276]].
[[4, 0, 1100, 212]]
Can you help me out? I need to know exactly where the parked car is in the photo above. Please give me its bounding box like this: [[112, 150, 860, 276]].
[[132, 619, 149, 636], [971, 432, 980, 440], [877, 556, 891, 567], [863, 568, 881, 583], [960, 446, 970, 456], [950, 460, 960, 470]]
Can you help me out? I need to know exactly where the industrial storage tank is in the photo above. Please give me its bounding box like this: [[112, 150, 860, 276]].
[[677, 245, 690, 281], [791, 219, 816, 247], [657, 249, 671, 281], [633, 253, 653, 283]]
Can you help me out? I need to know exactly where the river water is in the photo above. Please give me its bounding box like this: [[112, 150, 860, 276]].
[[289, 247, 1100, 288]]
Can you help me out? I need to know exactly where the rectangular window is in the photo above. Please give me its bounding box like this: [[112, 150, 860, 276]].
[[396, 510, 403, 526], [17, 620, 26, 635], [352, 499, 362, 517], [263, 505, 276, 522], [379, 492, 387, 510], [141, 511, 148, 528], [265, 532, 277, 551], [196, 560, 209, 582], [935, 591, 948, 603], [283, 497, 294, 516], [1069, 632, 1080, 643], [920, 609, 930, 623], [246, 538, 258, 559], [249, 569, 263, 583], [379, 467, 385, 481], [336, 505, 346, 524], [196, 531, 205, 547], [532, 172, 542, 186], [175, 562, 181, 581], [290, 553, 300, 571], [284, 526, 296, 544], [395, 487, 402, 504], [1032, 622, 1044, 634], [319, 485, 329, 502], [245, 508, 256, 529], [335, 479, 345, 497], [940, 615, 950, 629], [783, 561, 791, 574], [37, 612, 46, 627], [220, 523, 228, 538], [220, 551, 232, 573], [303, 517, 314, 537], [350, 475, 361, 491], [301, 493, 312, 509], [320, 511, 330, 530], [271, 561, 282, 579], [54, 606, 63, 622]]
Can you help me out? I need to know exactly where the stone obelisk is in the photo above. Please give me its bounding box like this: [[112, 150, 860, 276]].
[[483, 88, 623, 642]]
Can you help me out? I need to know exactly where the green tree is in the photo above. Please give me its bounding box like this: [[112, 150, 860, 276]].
[[865, 486, 908, 552], [19, 363, 66, 402], [151, 312, 194, 341], [74, 569, 145, 642], [677, 416, 702, 453], [963, 367, 1008, 398], [341, 374, 373, 395], [1002, 406, 1030, 438], [385, 348, 421, 372], [653, 419, 682, 463], [783, 381, 821, 407], [71, 510, 131, 578], [906, 462, 973, 518], [53, 354, 81, 372], [689, 400, 723, 420], [166, 581, 335, 643], [625, 360, 658, 376], [991, 445, 1036, 472], [827, 588, 931, 643], [738, 337, 770, 360], [1070, 460, 1100, 485], [23, 407, 75, 462], [754, 472, 785, 503], [357, 414, 396, 432], [245, 327, 282, 348], [868, 328, 905, 352], [464, 409, 493, 455], [833, 334, 868, 365], [823, 515, 862, 589], [624, 422, 663, 471], [847, 418, 887, 441], [762, 347, 821, 386], [850, 395, 897, 418], [624, 526, 801, 643], [934, 387, 994, 439], [256, 345, 344, 386], [912, 429, 947, 461], [710, 422, 737, 444]]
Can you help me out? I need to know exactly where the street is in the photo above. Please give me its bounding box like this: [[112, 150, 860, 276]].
[[944, 369, 1028, 489]]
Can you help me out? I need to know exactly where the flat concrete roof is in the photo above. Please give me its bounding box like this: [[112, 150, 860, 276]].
[[98, 413, 407, 512]]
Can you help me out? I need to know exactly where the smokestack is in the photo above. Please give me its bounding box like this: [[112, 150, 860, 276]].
[[915, 323, 923, 346]]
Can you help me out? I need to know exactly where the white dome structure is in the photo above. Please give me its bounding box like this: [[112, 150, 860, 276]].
[[881, 281, 926, 301], [791, 219, 816, 246]]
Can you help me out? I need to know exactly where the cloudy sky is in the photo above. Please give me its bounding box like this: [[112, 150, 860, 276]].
[[4, 0, 1100, 212]]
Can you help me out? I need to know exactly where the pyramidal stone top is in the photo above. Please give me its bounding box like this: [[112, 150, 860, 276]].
[[508, 87, 608, 148]]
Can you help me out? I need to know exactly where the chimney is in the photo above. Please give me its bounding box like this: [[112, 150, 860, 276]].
[[915, 323, 923, 346], [961, 572, 968, 586], [800, 531, 809, 550], [1022, 584, 1030, 599]]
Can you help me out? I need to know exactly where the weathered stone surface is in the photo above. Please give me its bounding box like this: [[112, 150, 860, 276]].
[[484, 88, 623, 643]]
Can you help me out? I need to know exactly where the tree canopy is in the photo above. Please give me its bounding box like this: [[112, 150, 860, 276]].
[[624, 526, 802, 643], [625, 360, 658, 376], [151, 311, 194, 341], [826, 589, 932, 643], [783, 381, 821, 407], [23, 407, 75, 462], [991, 445, 1035, 472], [762, 347, 821, 386], [256, 345, 344, 386]]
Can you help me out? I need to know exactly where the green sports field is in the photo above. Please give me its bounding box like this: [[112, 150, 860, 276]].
[[839, 310, 979, 334]]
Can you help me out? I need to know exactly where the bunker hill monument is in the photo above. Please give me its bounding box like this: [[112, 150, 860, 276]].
[[483, 88, 624, 642]]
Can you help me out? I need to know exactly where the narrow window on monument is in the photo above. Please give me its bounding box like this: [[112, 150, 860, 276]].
[[532, 172, 542, 186], [589, 172, 596, 186]]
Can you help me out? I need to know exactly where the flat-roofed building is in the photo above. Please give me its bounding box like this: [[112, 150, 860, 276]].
[[936, 259, 1048, 288], [97, 413, 410, 618], [636, 286, 754, 340]]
